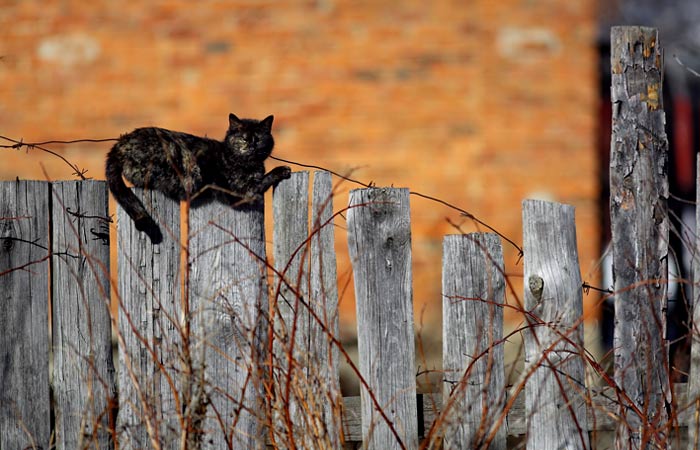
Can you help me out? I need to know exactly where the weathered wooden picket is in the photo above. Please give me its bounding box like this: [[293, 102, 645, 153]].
[[1, 25, 698, 450]]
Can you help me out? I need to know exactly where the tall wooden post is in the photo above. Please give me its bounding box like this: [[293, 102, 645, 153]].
[[522, 200, 589, 450], [53, 181, 115, 449], [348, 188, 418, 450], [610, 26, 670, 449], [0, 181, 51, 450], [441, 233, 506, 449], [689, 156, 700, 449], [189, 200, 269, 449]]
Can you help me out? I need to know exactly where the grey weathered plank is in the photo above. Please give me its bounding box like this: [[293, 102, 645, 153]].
[[522, 200, 590, 449], [440, 233, 506, 449], [347, 187, 418, 450], [610, 26, 670, 449], [270, 171, 342, 449], [116, 188, 181, 449], [188, 199, 268, 449], [310, 171, 341, 447], [271, 171, 311, 447], [51, 181, 115, 449], [0, 180, 51, 450], [690, 155, 700, 450]]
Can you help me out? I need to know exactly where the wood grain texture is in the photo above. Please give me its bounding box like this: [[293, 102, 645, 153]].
[[610, 26, 670, 449], [270, 171, 342, 448], [116, 188, 181, 449], [272, 171, 311, 446], [347, 187, 418, 450], [310, 171, 342, 447], [690, 155, 700, 450], [522, 200, 590, 450], [0, 180, 51, 450], [440, 233, 506, 449], [188, 199, 268, 449], [51, 180, 115, 449]]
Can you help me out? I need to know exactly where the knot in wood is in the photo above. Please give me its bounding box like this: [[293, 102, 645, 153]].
[[384, 236, 394, 249], [528, 275, 544, 303], [2, 237, 13, 251]]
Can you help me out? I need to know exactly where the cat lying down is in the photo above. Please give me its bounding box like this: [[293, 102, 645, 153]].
[[106, 113, 291, 244]]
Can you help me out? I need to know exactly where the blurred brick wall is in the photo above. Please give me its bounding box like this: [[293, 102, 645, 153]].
[[0, 1, 598, 327]]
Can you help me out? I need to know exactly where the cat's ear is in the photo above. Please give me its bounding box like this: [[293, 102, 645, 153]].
[[260, 115, 274, 132], [229, 113, 242, 129]]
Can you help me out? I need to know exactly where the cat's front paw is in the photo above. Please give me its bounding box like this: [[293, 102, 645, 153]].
[[261, 166, 293, 193], [274, 165, 292, 180]]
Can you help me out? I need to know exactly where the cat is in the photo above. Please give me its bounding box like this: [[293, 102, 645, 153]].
[[106, 113, 291, 244]]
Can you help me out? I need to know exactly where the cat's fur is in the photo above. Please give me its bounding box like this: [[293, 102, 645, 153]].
[[106, 113, 291, 244]]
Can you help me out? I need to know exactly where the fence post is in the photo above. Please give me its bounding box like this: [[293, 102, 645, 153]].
[[51, 180, 115, 449], [116, 188, 181, 449], [310, 171, 342, 447], [272, 171, 311, 446], [188, 198, 269, 449], [522, 199, 590, 449], [441, 233, 506, 449], [610, 26, 670, 448], [271, 170, 342, 448], [347, 187, 417, 450], [0, 180, 51, 450], [690, 155, 700, 449]]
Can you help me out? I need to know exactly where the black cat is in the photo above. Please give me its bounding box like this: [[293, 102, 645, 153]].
[[106, 113, 291, 244]]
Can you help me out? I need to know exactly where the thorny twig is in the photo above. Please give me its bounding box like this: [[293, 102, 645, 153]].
[[66, 207, 113, 223], [270, 155, 524, 258], [1, 236, 80, 260], [1, 133, 524, 259], [0, 135, 118, 179], [582, 281, 613, 295]]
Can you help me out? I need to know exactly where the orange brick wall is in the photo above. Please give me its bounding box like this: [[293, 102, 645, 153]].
[[0, 1, 599, 327]]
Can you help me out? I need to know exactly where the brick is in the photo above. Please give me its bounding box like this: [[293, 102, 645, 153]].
[[0, 0, 598, 324]]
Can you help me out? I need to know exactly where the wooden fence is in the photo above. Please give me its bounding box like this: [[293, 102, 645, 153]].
[[1, 26, 699, 450]]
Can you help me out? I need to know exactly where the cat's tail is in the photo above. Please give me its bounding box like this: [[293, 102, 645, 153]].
[[106, 151, 164, 244]]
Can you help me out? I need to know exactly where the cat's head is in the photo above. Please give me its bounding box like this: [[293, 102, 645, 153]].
[[225, 113, 275, 159]]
